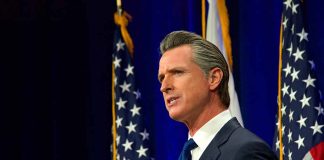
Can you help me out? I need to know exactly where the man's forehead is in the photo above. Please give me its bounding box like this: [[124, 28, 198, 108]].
[[159, 45, 194, 71], [159, 52, 192, 66], [159, 55, 189, 70]]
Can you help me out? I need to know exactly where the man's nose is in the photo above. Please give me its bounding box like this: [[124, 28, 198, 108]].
[[160, 77, 173, 93]]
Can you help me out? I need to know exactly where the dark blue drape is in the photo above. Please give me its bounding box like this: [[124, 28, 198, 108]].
[[229, 0, 282, 144], [1, 0, 114, 159]]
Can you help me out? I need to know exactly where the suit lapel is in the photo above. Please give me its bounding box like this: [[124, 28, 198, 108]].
[[199, 118, 241, 160]]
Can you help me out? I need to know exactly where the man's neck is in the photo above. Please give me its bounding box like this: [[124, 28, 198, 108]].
[[186, 104, 226, 137]]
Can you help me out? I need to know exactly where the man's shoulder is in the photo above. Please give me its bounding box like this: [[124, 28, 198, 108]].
[[221, 119, 270, 149], [230, 126, 267, 144], [200, 118, 278, 160], [219, 122, 277, 159]]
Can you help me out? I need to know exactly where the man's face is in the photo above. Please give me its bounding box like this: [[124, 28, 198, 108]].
[[158, 45, 211, 123]]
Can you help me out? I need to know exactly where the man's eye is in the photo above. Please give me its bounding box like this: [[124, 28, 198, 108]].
[[175, 71, 184, 75], [158, 76, 164, 83]]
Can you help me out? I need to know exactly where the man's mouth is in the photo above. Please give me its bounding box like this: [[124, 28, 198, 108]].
[[167, 96, 179, 106]]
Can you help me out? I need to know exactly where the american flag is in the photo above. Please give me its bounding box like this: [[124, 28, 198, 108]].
[[274, 0, 324, 159], [112, 27, 152, 160]]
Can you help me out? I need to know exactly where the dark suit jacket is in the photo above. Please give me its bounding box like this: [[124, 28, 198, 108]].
[[199, 118, 278, 160]]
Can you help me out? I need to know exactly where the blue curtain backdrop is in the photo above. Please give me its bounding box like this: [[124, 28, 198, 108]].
[[123, 0, 324, 159], [1, 0, 324, 160]]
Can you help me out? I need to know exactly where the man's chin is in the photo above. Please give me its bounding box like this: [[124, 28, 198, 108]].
[[168, 112, 183, 122]]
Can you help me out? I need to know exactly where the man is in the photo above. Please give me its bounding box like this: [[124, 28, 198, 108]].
[[158, 31, 277, 160]]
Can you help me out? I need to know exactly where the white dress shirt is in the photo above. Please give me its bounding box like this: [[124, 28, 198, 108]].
[[189, 110, 232, 160]]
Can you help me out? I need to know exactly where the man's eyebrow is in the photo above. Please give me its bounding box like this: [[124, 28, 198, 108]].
[[168, 67, 186, 72], [158, 66, 187, 80]]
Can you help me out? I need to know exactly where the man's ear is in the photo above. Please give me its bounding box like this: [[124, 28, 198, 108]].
[[208, 67, 223, 90]]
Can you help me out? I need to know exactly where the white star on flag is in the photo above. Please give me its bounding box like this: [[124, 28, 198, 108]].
[[283, 63, 292, 77], [289, 110, 294, 122], [283, 0, 292, 9], [140, 129, 150, 141], [136, 145, 148, 158], [282, 17, 288, 29], [116, 40, 125, 51], [130, 104, 141, 117], [289, 88, 297, 102], [302, 75, 315, 88], [281, 83, 289, 97], [119, 81, 131, 93], [291, 68, 300, 82], [122, 139, 133, 152], [125, 122, 137, 134], [114, 77, 118, 87], [288, 150, 292, 160], [292, 48, 304, 62], [310, 121, 324, 135], [113, 57, 122, 68], [282, 125, 286, 135], [308, 60, 315, 69], [116, 98, 127, 110], [116, 116, 123, 128], [124, 64, 134, 77], [286, 43, 293, 56], [116, 135, 120, 146], [294, 135, 305, 149], [281, 105, 287, 116], [133, 90, 141, 99], [315, 104, 324, 116], [292, 3, 299, 14], [299, 94, 311, 108], [276, 138, 280, 150], [287, 129, 292, 143], [297, 115, 307, 129], [297, 28, 308, 42]]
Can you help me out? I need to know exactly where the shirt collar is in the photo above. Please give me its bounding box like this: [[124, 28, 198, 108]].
[[189, 110, 232, 153]]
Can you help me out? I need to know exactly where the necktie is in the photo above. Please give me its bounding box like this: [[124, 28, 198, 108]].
[[178, 138, 198, 160]]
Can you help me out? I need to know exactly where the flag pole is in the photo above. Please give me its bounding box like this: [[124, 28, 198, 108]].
[[112, 1, 121, 159], [202, 0, 206, 39], [112, 60, 117, 160], [277, 15, 284, 160]]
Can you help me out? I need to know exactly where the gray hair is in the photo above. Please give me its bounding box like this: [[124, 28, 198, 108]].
[[159, 30, 230, 108]]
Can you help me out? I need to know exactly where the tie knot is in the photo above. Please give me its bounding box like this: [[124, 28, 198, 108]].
[[178, 138, 198, 160], [184, 138, 198, 152]]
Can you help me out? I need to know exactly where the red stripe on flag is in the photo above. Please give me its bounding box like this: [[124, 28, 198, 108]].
[[310, 142, 324, 160]]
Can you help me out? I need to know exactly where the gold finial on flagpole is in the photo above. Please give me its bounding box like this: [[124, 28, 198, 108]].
[[116, 0, 122, 15], [114, 0, 134, 56]]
